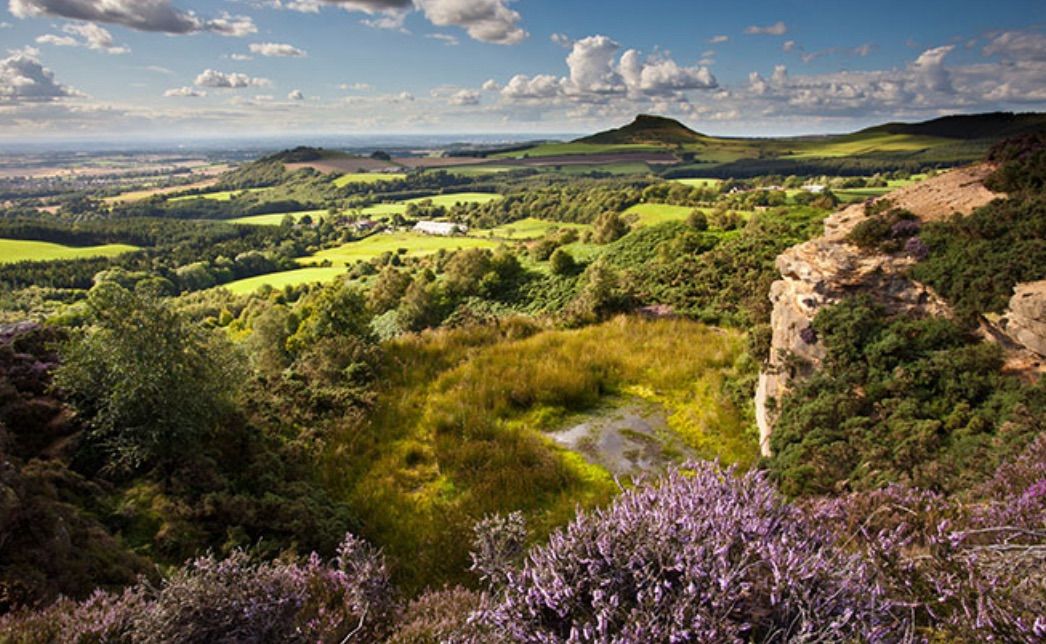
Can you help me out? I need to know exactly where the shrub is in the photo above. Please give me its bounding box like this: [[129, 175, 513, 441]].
[[548, 248, 576, 276], [477, 462, 895, 641]]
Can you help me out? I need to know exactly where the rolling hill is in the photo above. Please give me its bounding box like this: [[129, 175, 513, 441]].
[[575, 114, 710, 145]]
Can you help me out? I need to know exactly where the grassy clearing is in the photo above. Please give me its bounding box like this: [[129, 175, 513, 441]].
[[672, 178, 722, 189], [220, 266, 349, 294], [437, 165, 515, 177], [301, 232, 502, 266], [322, 316, 752, 592], [332, 172, 407, 187], [785, 133, 950, 159], [550, 162, 653, 175], [484, 218, 590, 240], [623, 203, 697, 226], [0, 238, 139, 264], [355, 192, 503, 220], [169, 187, 271, 202], [225, 210, 330, 226]]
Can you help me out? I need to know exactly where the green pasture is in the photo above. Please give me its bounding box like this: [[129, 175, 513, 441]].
[[225, 210, 330, 226], [169, 187, 271, 202], [0, 238, 139, 264], [221, 266, 349, 295], [301, 232, 502, 266], [333, 173, 407, 187], [485, 218, 590, 240], [623, 203, 697, 226]]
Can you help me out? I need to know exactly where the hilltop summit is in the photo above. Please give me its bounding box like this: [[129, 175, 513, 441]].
[[576, 114, 708, 145]]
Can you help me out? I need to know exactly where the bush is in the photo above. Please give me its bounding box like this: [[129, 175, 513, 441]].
[[548, 248, 576, 275], [478, 462, 894, 641]]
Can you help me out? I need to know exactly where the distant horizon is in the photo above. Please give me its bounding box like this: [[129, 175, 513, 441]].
[[2, 1, 1043, 141]]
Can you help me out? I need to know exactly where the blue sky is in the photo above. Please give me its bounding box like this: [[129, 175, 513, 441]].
[[1, 0, 1044, 140]]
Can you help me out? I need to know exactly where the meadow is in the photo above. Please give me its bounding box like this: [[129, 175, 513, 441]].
[[332, 172, 407, 187], [301, 232, 503, 266], [491, 142, 666, 158], [323, 316, 753, 591], [220, 266, 349, 294], [672, 178, 722, 189], [783, 133, 949, 159], [623, 203, 699, 226], [355, 192, 503, 219], [225, 209, 330, 226], [485, 217, 590, 240], [169, 187, 272, 202], [0, 238, 139, 264]]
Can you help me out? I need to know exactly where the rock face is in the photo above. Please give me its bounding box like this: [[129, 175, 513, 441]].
[[1001, 281, 1046, 359], [755, 165, 1002, 457]]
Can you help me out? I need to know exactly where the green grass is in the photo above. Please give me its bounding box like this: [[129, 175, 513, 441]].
[[332, 172, 407, 187], [484, 218, 590, 240], [0, 238, 139, 264], [354, 192, 502, 220], [783, 133, 952, 159], [225, 209, 330, 226], [672, 178, 722, 189], [550, 162, 654, 176], [321, 316, 753, 592], [301, 232, 503, 266], [169, 187, 271, 202], [436, 165, 515, 177], [221, 266, 349, 294], [491, 142, 666, 159], [622, 203, 697, 226]]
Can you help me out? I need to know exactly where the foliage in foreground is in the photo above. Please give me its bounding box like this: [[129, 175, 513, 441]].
[[4, 452, 1042, 642]]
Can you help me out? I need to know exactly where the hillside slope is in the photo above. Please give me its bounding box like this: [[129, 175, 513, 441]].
[[753, 164, 1034, 455], [576, 114, 709, 145]]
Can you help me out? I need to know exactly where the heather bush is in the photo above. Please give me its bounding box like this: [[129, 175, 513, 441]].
[[477, 462, 897, 642], [469, 512, 528, 589], [0, 533, 397, 644], [387, 586, 486, 644]]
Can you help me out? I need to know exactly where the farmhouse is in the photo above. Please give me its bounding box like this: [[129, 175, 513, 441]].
[[413, 221, 468, 236]]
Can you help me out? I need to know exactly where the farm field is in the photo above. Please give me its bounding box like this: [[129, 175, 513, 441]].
[[492, 142, 666, 159], [784, 133, 950, 159], [0, 238, 139, 264], [356, 192, 503, 218], [332, 172, 407, 187], [301, 232, 503, 266], [623, 203, 697, 226], [485, 217, 589, 240], [221, 266, 349, 294], [672, 178, 722, 189], [169, 187, 272, 202], [226, 209, 330, 226]]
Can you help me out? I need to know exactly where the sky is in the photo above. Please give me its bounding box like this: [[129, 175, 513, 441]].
[[1, 0, 1045, 141]]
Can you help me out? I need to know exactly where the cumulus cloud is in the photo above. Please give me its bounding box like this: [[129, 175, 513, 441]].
[[340, 82, 372, 91], [709, 35, 729, 44], [982, 30, 1046, 62], [249, 42, 307, 57], [194, 69, 271, 89], [10, 0, 257, 37], [481, 78, 500, 91], [448, 88, 479, 105], [745, 21, 787, 36], [288, 89, 304, 100], [0, 47, 78, 103], [296, 0, 526, 44], [550, 32, 571, 47], [36, 23, 128, 54], [497, 35, 716, 107], [415, 0, 527, 45], [164, 86, 204, 97], [910, 45, 954, 93]]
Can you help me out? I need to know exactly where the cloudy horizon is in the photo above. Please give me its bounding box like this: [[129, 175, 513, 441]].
[[1, 0, 1044, 141]]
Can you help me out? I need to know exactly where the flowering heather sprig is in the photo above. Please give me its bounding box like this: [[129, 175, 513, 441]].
[[477, 462, 897, 642], [891, 219, 921, 239], [470, 511, 528, 589], [904, 236, 930, 260]]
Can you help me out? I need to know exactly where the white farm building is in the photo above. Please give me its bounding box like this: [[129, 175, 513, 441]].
[[413, 221, 468, 236]]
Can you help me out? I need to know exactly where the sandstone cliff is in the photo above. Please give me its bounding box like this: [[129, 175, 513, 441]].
[[755, 165, 1005, 457]]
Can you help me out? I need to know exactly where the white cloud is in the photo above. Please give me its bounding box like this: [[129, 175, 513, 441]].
[[426, 33, 459, 46], [415, 0, 527, 45], [501, 73, 561, 99], [983, 30, 1046, 62], [229, 53, 254, 61], [448, 88, 479, 105], [481, 78, 500, 91], [340, 82, 372, 91], [249, 42, 307, 57], [164, 86, 205, 97], [288, 89, 304, 100], [36, 23, 128, 54], [910, 45, 954, 94], [550, 32, 571, 48], [10, 0, 256, 37], [745, 21, 787, 36], [709, 34, 729, 44], [194, 69, 271, 89], [0, 47, 78, 103]]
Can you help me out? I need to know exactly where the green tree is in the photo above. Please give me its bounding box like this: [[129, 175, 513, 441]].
[[549, 248, 577, 275], [55, 283, 242, 473], [592, 211, 630, 244]]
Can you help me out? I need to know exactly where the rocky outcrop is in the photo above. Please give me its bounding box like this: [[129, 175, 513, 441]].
[[755, 165, 1003, 457], [1000, 281, 1046, 359]]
